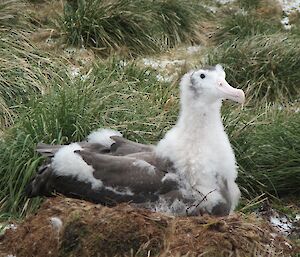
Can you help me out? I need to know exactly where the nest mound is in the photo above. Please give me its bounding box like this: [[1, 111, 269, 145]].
[[0, 197, 297, 257]]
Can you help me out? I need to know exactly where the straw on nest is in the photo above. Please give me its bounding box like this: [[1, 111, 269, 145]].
[[0, 197, 297, 257]]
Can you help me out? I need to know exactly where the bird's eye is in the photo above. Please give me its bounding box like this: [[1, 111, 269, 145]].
[[200, 74, 205, 79]]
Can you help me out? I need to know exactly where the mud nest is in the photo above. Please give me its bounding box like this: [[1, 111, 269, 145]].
[[0, 197, 297, 257]]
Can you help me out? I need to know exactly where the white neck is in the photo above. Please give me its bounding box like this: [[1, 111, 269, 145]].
[[156, 98, 235, 180], [176, 100, 223, 136]]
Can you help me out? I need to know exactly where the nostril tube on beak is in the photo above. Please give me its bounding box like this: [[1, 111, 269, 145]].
[[218, 80, 245, 104]]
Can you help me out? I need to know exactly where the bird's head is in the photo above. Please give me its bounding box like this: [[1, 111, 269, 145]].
[[180, 64, 245, 108]]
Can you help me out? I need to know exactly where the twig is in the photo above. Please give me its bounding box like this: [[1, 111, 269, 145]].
[[186, 189, 217, 215]]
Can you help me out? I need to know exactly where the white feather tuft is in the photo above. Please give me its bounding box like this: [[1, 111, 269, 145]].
[[50, 217, 63, 232], [132, 160, 156, 175], [87, 128, 122, 147], [105, 186, 134, 196], [52, 143, 102, 189], [161, 173, 179, 183]]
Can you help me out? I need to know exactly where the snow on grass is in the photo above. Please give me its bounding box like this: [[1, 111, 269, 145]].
[[69, 66, 81, 78], [281, 16, 292, 30], [142, 58, 185, 82], [216, 0, 235, 4], [156, 74, 175, 82], [3, 224, 17, 231], [186, 45, 202, 54], [270, 215, 293, 235], [142, 58, 185, 69], [279, 0, 300, 14], [278, 0, 300, 29]]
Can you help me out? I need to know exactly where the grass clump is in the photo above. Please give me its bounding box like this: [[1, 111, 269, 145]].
[[214, 0, 283, 43], [289, 11, 300, 36], [63, 0, 156, 54], [62, 0, 208, 55], [0, 60, 176, 218], [208, 34, 300, 102], [224, 105, 300, 197], [236, 0, 282, 14], [0, 0, 29, 30], [214, 12, 283, 43], [0, 32, 67, 130]]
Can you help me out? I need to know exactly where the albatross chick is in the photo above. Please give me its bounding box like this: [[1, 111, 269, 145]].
[[26, 64, 245, 216]]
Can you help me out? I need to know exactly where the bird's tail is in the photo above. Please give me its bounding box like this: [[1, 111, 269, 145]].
[[25, 164, 54, 198], [36, 143, 65, 158]]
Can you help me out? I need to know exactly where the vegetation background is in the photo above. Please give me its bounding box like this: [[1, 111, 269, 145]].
[[0, 0, 299, 254]]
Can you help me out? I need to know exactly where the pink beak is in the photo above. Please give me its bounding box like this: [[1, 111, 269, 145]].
[[218, 80, 245, 104]]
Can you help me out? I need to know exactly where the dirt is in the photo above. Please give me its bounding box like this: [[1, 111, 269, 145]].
[[0, 197, 298, 257]]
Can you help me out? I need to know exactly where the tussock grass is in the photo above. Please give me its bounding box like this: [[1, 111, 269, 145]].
[[63, 0, 157, 54], [0, 60, 177, 218], [0, 32, 67, 130], [62, 0, 209, 55], [214, 0, 283, 43], [213, 12, 283, 43], [236, 0, 260, 10], [289, 11, 300, 36], [237, 0, 282, 14], [208, 34, 300, 102], [0, 0, 29, 30], [224, 105, 300, 197]]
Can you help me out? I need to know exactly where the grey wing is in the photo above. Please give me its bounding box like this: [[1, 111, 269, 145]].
[[110, 136, 154, 155], [26, 149, 179, 205], [36, 136, 154, 158], [77, 150, 165, 194], [36, 143, 64, 157]]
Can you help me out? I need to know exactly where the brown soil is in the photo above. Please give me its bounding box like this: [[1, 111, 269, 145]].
[[0, 197, 298, 257]]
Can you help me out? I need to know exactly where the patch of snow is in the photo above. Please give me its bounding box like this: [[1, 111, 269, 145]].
[[132, 160, 156, 175], [1, 223, 17, 234], [270, 215, 293, 235], [87, 128, 122, 147], [6, 255, 16, 257], [119, 60, 128, 67], [141, 58, 184, 83], [295, 214, 300, 220], [142, 58, 185, 69], [186, 45, 202, 54], [69, 66, 80, 78], [278, 0, 300, 14], [156, 74, 175, 82], [80, 74, 88, 81], [203, 5, 218, 13], [216, 0, 235, 4], [5, 224, 17, 230], [49, 217, 63, 232], [281, 16, 292, 30], [235, 9, 248, 15]]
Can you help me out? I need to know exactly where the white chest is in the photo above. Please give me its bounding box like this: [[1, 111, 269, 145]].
[[156, 126, 237, 189]]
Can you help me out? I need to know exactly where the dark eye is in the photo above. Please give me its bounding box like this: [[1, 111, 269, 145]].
[[200, 74, 205, 79]]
